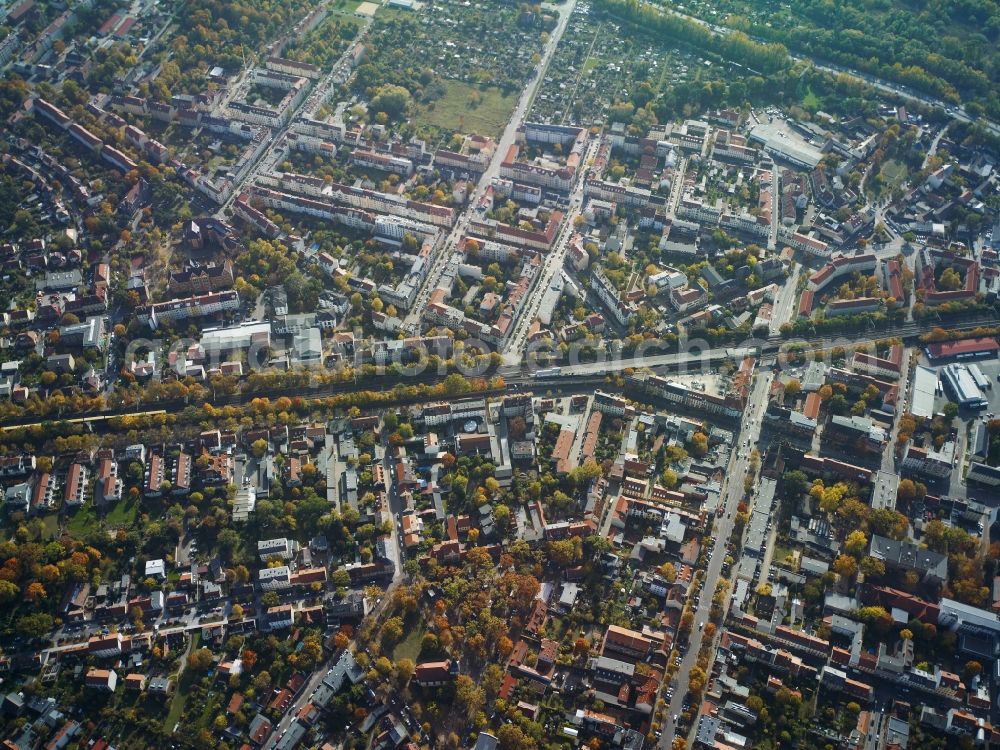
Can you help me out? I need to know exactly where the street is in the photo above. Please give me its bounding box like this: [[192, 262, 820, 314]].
[[661, 370, 773, 746]]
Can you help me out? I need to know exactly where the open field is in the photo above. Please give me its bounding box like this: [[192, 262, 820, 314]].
[[412, 81, 517, 137]]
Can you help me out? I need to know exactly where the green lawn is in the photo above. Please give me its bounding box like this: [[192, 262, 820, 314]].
[[880, 159, 908, 187], [163, 633, 200, 732], [105, 498, 139, 529], [582, 56, 601, 74], [802, 86, 821, 111], [162, 675, 190, 732], [66, 504, 99, 538], [773, 544, 797, 568], [412, 81, 518, 138], [392, 619, 425, 662], [36, 513, 60, 540], [331, 0, 365, 12]]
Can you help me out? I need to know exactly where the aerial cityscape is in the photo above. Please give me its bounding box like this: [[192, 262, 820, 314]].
[[0, 0, 999, 749]]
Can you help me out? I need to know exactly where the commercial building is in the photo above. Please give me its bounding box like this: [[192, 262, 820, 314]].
[[200, 323, 272, 357], [926, 337, 1000, 363], [940, 363, 987, 410], [911, 366, 939, 419]]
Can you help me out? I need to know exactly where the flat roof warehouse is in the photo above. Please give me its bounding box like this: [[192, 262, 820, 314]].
[[911, 366, 938, 419]]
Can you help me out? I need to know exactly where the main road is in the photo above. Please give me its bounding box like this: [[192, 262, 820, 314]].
[[402, 0, 579, 331], [503, 136, 602, 361], [660, 369, 774, 746]]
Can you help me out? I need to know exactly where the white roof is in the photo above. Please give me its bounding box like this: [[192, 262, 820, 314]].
[[145, 559, 165, 576]]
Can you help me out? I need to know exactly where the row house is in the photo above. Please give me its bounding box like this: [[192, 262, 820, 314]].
[[144, 452, 165, 498], [851, 345, 903, 380], [34, 99, 138, 174], [263, 171, 454, 227], [901, 442, 954, 480], [591, 267, 632, 327], [780, 228, 830, 258], [584, 178, 653, 208], [627, 372, 744, 419], [468, 211, 562, 253], [94, 458, 121, 506], [434, 148, 490, 177], [258, 566, 292, 590], [63, 462, 88, 507], [807, 253, 878, 292], [32, 472, 57, 511], [266, 56, 322, 79], [168, 260, 235, 295], [350, 148, 414, 177], [136, 290, 240, 327], [172, 452, 192, 496]]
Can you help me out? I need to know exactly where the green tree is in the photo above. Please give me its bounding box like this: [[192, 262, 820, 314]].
[[261, 591, 280, 609]]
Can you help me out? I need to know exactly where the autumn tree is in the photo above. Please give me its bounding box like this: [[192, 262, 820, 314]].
[[659, 562, 677, 582], [188, 648, 214, 671], [381, 616, 404, 647], [454, 674, 485, 720], [844, 530, 868, 558], [689, 431, 709, 457], [688, 666, 707, 694], [25, 582, 46, 601], [396, 658, 416, 685], [497, 723, 537, 750], [832, 554, 858, 580], [242, 649, 257, 671], [963, 660, 984, 680]]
